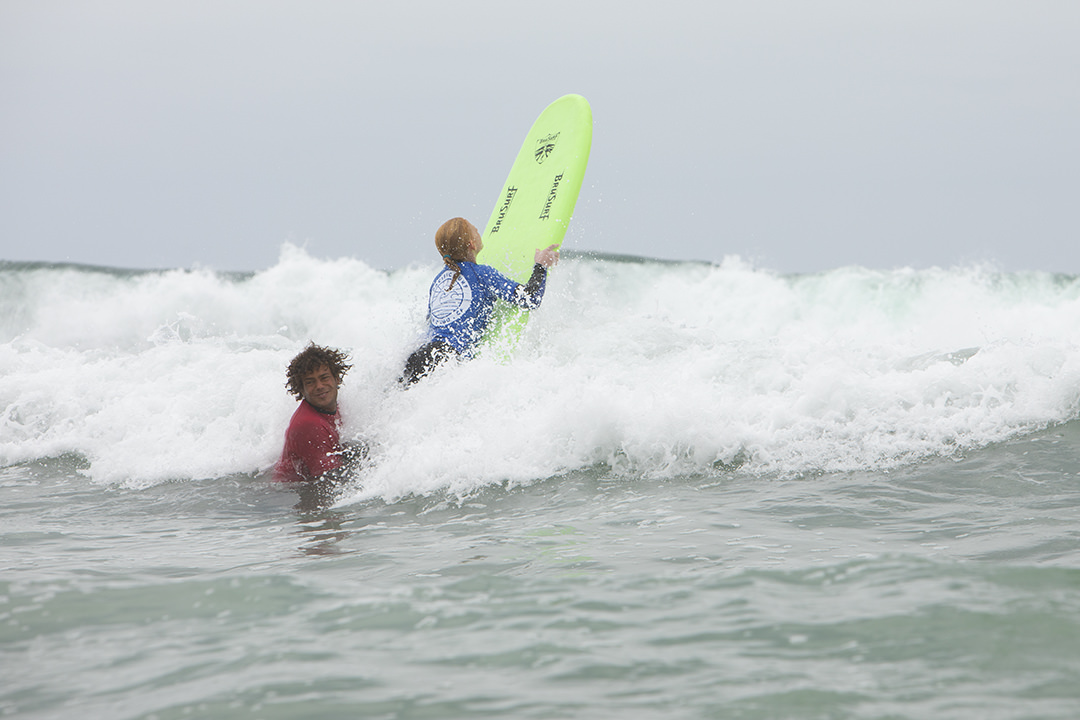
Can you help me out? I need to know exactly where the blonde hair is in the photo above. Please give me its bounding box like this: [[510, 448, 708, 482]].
[[435, 217, 479, 290]]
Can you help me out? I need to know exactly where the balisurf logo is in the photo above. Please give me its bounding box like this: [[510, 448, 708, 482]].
[[534, 132, 560, 164]]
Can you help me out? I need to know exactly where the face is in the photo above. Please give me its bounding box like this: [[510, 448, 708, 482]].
[[300, 364, 339, 413]]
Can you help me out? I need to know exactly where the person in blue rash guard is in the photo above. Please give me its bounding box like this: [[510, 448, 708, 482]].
[[401, 216, 560, 385]]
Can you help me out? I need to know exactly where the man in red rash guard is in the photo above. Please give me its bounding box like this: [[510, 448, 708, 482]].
[[274, 343, 353, 483]]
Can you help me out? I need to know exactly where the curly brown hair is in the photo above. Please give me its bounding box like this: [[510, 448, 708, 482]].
[[285, 343, 352, 400]]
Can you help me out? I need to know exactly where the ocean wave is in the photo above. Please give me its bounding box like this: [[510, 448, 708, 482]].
[[2, 244, 1079, 494]]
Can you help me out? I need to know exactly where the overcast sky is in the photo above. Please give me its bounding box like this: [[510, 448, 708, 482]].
[[2, 1, 1078, 274]]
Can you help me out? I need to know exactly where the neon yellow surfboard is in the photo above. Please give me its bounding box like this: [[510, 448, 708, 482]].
[[476, 94, 593, 353]]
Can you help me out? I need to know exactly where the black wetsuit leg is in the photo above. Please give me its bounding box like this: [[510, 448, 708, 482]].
[[401, 339, 454, 386]]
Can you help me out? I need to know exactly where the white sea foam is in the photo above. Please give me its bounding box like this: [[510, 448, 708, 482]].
[[2, 246, 1079, 496]]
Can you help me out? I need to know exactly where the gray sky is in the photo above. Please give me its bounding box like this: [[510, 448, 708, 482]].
[[2, 1, 1078, 274]]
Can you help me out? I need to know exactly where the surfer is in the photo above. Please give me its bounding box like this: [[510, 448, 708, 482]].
[[401, 217, 559, 385], [274, 343, 356, 484]]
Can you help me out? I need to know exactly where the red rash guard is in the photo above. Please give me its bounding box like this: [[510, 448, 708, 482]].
[[273, 400, 342, 482]]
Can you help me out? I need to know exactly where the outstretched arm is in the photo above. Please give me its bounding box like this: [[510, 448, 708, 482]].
[[513, 245, 560, 308], [487, 246, 561, 309]]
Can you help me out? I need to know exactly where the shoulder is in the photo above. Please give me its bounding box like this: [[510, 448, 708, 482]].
[[469, 262, 512, 284], [288, 401, 339, 435], [466, 261, 494, 274]]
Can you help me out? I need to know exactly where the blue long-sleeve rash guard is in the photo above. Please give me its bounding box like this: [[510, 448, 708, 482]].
[[427, 261, 547, 355]]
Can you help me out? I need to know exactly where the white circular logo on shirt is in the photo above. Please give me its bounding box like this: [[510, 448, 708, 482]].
[[429, 271, 471, 327]]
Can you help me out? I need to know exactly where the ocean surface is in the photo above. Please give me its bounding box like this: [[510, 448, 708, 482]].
[[3, 247, 1080, 719]]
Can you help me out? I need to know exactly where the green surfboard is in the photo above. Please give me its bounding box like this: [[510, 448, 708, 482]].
[[476, 94, 593, 353]]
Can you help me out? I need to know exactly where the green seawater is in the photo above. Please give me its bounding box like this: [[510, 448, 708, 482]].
[[4, 422, 1080, 720]]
